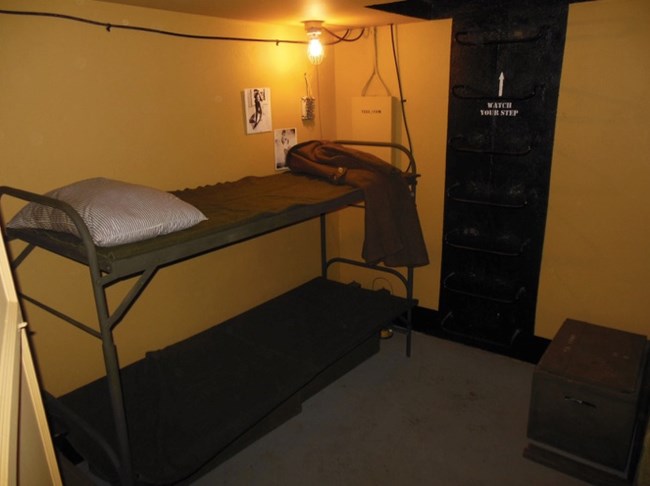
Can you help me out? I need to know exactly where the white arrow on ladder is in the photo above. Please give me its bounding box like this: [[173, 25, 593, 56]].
[[498, 72, 505, 97]]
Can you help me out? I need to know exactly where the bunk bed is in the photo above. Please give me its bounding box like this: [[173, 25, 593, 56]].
[[0, 140, 426, 485]]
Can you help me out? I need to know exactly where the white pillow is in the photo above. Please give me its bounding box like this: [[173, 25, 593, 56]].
[[7, 177, 207, 247]]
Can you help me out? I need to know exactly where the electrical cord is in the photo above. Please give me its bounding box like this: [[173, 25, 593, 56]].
[[0, 8, 367, 56], [315, 66, 324, 139], [0, 8, 337, 46], [390, 24, 414, 159], [323, 27, 366, 44]]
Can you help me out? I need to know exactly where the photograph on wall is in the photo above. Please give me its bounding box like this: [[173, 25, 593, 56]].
[[244, 87, 272, 134], [274, 128, 297, 170]]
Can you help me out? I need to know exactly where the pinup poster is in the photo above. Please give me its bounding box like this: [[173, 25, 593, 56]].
[[244, 87, 272, 134], [274, 128, 297, 170]]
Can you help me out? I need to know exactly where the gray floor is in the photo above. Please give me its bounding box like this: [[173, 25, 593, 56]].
[[193, 332, 588, 486]]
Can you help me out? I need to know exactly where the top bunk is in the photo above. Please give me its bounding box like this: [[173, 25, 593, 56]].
[[2, 172, 362, 279], [0, 140, 426, 284]]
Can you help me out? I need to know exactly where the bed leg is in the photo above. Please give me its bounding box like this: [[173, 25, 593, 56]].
[[406, 266, 414, 358], [320, 214, 327, 278], [93, 273, 134, 485]]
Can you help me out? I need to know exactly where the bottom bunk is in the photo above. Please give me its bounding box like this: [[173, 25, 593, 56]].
[[46, 277, 412, 485]]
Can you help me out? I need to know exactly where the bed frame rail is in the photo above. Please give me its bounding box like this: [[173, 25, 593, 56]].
[[0, 140, 420, 486]]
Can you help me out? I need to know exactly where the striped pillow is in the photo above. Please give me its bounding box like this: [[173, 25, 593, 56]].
[[8, 177, 207, 247]]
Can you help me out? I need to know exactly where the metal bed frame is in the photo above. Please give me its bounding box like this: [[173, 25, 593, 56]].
[[0, 140, 418, 485]]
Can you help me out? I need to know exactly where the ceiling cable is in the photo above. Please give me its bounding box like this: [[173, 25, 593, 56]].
[[323, 27, 365, 43], [0, 8, 363, 46], [390, 24, 414, 157]]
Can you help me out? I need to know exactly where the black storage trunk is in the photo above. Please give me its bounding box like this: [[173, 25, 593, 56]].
[[527, 319, 647, 474]]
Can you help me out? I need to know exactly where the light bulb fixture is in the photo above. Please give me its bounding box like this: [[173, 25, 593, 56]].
[[304, 20, 325, 65]]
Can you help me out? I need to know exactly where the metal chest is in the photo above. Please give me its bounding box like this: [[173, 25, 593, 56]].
[[527, 319, 647, 474]]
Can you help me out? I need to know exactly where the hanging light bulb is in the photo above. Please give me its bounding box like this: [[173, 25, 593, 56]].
[[307, 36, 324, 64], [304, 20, 325, 65]]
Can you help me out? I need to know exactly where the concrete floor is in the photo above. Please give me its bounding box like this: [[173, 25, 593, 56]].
[[193, 332, 589, 486]]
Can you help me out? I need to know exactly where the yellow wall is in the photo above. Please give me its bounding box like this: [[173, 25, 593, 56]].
[[536, 0, 650, 338], [1, 0, 649, 395], [0, 0, 337, 395]]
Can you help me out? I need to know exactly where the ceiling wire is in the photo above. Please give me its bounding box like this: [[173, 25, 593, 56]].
[[323, 27, 365, 43], [315, 67, 324, 140], [0, 8, 364, 46], [390, 24, 414, 157]]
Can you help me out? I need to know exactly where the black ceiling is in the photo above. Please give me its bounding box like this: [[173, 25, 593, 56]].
[[367, 0, 594, 20]]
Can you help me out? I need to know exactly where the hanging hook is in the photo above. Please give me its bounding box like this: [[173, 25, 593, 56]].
[[360, 27, 391, 97]]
